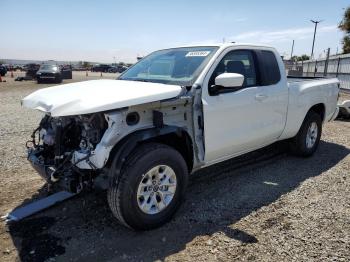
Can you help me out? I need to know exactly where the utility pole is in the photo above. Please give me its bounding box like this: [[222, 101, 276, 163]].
[[324, 48, 330, 77], [290, 40, 295, 60], [310, 20, 322, 60]]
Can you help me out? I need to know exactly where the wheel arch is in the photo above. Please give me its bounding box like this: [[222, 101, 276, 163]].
[[308, 103, 326, 122], [106, 126, 194, 186], [294, 103, 326, 136], [293, 103, 325, 137]]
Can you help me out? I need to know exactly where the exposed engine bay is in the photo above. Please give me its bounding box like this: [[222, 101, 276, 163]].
[[27, 113, 108, 193], [25, 95, 200, 194]]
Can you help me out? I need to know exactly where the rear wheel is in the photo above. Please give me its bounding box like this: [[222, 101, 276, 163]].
[[107, 143, 188, 230], [289, 111, 322, 157]]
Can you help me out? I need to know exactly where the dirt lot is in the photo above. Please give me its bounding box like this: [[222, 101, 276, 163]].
[[0, 72, 349, 262]]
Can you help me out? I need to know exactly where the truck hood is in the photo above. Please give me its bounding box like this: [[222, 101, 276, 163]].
[[22, 79, 182, 116]]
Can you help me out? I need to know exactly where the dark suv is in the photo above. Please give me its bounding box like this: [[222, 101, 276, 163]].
[[91, 64, 112, 72], [0, 65, 7, 76], [36, 64, 62, 83]]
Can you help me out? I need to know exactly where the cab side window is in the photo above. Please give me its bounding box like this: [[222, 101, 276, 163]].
[[257, 50, 281, 85], [208, 50, 257, 89]]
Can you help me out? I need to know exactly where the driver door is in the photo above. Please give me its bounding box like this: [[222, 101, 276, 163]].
[[202, 49, 264, 163]]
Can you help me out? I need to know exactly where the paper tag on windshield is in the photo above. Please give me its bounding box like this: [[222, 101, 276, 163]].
[[185, 51, 210, 57]]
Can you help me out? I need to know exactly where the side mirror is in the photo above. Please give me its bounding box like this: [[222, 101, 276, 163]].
[[215, 73, 244, 88]]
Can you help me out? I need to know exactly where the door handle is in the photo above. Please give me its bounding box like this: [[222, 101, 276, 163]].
[[255, 93, 268, 101]]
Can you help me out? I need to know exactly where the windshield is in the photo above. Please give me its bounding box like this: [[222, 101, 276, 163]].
[[119, 46, 218, 85], [40, 65, 58, 71]]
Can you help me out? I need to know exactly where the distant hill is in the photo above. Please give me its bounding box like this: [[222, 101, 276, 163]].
[[0, 58, 100, 65]]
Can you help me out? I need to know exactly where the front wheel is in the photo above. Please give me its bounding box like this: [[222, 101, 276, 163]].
[[55, 76, 62, 83], [289, 111, 322, 157], [107, 143, 188, 230]]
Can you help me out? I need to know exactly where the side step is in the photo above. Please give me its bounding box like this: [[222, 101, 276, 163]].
[[1, 191, 76, 223]]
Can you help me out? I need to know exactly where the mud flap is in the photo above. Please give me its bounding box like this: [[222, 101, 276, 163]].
[[1, 191, 76, 223]]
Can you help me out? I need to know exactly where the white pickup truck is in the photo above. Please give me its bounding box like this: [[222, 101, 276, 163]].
[[22, 43, 339, 230]]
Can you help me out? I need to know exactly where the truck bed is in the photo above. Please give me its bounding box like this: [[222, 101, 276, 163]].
[[287, 76, 326, 83]]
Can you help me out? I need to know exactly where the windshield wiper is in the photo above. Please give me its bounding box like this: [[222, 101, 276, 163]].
[[120, 78, 151, 82], [134, 79, 151, 82]]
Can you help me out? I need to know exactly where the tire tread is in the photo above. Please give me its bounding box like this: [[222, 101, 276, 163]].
[[107, 142, 186, 229]]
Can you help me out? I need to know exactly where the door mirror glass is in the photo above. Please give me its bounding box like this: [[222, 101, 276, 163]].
[[215, 73, 244, 88]]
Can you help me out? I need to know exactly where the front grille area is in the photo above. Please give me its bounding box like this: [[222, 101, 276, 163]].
[[41, 72, 55, 77]]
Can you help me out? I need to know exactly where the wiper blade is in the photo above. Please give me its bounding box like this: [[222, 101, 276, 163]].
[[135, 79, 151, 82], [119, 78, 151, 82]]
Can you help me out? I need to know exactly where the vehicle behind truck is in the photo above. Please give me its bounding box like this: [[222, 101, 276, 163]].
[[22, 43, 339, 230]]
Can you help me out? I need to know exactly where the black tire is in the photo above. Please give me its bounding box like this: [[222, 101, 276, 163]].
[[107, 143, 188, 230], [37, 78, 42, 84], [55, 76, 62, 83], [289, 111, 322, 157]]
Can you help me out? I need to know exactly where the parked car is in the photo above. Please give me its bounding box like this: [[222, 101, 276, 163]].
[[0, 65, 7, 76], [60, 65, 73, 80], [22, 43, 339, 230], [25, 63, 41, 79], [118, 65, 128, 73], [108, 65, 128, 73], [107, 66, 118, 73], [91, 64, 112, 72], [36, 64, 62, 83]]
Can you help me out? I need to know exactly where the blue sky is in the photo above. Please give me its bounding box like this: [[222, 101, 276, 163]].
[[1, 0, 348, 63]]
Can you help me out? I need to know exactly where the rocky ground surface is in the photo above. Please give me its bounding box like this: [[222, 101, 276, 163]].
[[0, 73, 349, 261]]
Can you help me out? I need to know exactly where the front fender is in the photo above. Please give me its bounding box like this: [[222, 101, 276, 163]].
[[106, 126, 189, 186]]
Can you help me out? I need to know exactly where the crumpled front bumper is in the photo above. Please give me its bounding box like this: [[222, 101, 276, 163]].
[[27, 148, 53, 182]]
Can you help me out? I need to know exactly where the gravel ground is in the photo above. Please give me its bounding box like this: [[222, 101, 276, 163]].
[[0, 73, 349, 262]]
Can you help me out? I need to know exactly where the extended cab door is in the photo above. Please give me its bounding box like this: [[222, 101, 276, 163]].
[[202, 47, 288, 163], [252, 49, 288, 142]]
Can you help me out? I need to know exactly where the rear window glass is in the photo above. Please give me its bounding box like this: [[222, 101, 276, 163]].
[[260, 51, 281, 85]]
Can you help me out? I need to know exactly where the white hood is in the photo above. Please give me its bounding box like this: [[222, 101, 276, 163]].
[[22, 79, 182, 116]]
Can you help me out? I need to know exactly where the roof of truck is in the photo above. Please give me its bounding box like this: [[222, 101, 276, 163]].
[[162, 42, 277, 50]]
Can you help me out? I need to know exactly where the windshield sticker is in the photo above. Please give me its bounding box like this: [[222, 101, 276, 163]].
[[185, 51, 211, 57]]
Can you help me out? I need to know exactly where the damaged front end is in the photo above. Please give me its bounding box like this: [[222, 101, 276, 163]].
[[25, 88, 201, 194], [26, 113, 108, 193]]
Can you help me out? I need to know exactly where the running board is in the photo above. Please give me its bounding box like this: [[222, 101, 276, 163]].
[[1, 191, 76, 223]]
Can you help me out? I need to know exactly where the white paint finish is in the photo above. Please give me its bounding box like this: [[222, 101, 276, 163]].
[[22, 79, 182, 116], [215, 73, 244, 87], [202, 86, 260, 161], [22, 43, 340, 171], [201, 46, 289, 163], [279, 78, 339, 139], [200, 44, 339, 165]]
